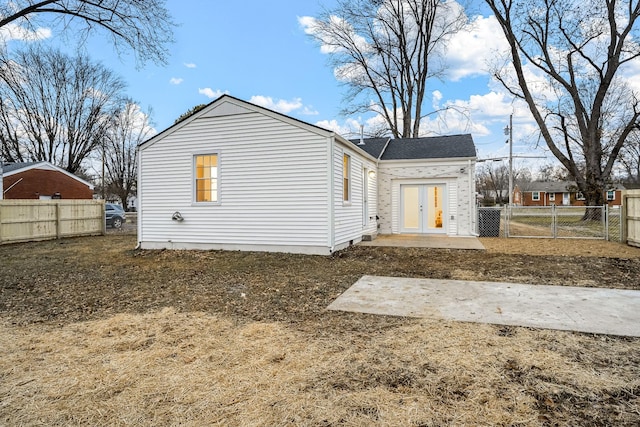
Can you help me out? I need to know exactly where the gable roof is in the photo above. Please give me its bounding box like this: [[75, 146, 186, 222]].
[[348, 138, 390, 159], [2, 161, 94, 189], [349, 134, 476, 161], [139, 94, 377, 162], [139, 94, 337, 149]]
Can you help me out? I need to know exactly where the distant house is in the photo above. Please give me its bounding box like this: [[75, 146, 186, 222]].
[[1, 162, 94, 200], [514, 181, 625, 206], [137, 95, 477, 255]]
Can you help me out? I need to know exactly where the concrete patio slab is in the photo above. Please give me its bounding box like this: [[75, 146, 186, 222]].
[[328, 275, 640, 337], [359, 234, 485, 250]]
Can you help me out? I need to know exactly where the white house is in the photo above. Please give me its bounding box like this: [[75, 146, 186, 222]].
[[137, 95, 476, 255]]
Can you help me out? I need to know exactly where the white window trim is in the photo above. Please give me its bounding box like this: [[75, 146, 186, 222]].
[[532, 191, 540, 201], [576, 192, 585, 201], [343, 153, 351, 205], [193, 151, 221, 205], [548, 193, 555, 201], [606, 190, 615, 201]]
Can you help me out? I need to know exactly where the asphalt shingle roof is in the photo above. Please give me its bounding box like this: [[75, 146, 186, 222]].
[[349, 134, 476, 160], [1, 162, 37, 173], [348, 137, 389, 159]]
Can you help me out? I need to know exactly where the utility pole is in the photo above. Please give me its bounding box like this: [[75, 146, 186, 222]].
[[504, 114, 513, 206], [101, 140, 106, 200], [0, 156, 3, 200]]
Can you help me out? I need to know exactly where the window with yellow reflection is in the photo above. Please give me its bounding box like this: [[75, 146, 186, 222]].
[[343, 153, 351, 202], [194, 154, 218, 202]]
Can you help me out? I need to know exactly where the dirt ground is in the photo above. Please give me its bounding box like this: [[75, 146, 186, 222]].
[[1, 235, 639, 426]]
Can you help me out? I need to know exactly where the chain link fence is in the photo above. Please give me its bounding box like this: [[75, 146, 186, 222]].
[[477, 205, 622, 241]]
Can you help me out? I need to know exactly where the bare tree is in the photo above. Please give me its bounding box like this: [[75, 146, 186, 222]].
[[619, 129, 640, 184], [175, 104, 208, 124], [477, 162, 510, 205], [0, 46, 126, 173], [0, 0, 174, 65], [486, 0, 640, 211], [104, 101, 153, 207], [477, 162, 531, 204], [535, 163, 573, 182], [304, 0, 467, 138]]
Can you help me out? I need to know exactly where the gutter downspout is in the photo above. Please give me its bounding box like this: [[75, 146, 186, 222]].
[[375, 138, 390, 234], [135, 146, 142, 250], [328, 135, 335, 253], [469, 159, 479, 236]]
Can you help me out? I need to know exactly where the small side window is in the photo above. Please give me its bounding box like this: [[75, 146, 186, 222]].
[[606, 190, 615, 201], [343, 154, 351, 203], [532, 191, 540, 201]]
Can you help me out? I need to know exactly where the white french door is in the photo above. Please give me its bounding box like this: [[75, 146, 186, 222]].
[[401, 184, 446, 233]]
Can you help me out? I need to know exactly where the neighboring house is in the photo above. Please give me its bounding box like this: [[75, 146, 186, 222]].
[[1, 161, 94, 200], [515, 181, 625, 206], [137, 95, 477, 255]]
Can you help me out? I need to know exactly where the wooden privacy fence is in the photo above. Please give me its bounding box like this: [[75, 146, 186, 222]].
[[0, 200, 104, 245], [622, 190, 640, 248]]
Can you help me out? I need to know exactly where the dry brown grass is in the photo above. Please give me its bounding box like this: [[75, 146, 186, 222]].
[[1, 235, 639, 426], [2, 308, 639, 426]]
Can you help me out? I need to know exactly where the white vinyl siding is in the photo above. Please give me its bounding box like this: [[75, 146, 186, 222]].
[[139, 109, 330, 252], [363, 168, 378, 236], [333, 144, 376, 248]]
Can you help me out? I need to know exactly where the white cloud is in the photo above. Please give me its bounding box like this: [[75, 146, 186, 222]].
[[315, 118, 362, 136], [0, 24, 51, 43], [315, 115, 388, 139], [249, 95, 318, 115], [198, 88, 227, 99], [298, 15, 369, 55], [432, 90, 443, 110], [169, 77, 183, 85], [444, 14, 510, 81], [301, 105, 319, 116], [183, 62, 197, 68]]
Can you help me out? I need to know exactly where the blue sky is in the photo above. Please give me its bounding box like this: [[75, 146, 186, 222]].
[[2, 0, 563, 169]]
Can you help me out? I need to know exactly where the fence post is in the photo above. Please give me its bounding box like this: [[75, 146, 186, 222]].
[[552, 204, 556, 238], [504, 205, 509, 238], [56, 202, 62, 239], [0, 202, 3, 244], [622, 195, 628, 244], [102, 202, 107, 235], [604, 205, 608, 241]]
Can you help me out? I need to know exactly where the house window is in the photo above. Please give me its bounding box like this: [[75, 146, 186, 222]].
[[606, 190, 615, 201], [576, 192, 585, 201], [548, 193, 555, 202], [195, 154, 218, 202], [532, 191, 540, 201], [343, 154, 351, 202]]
